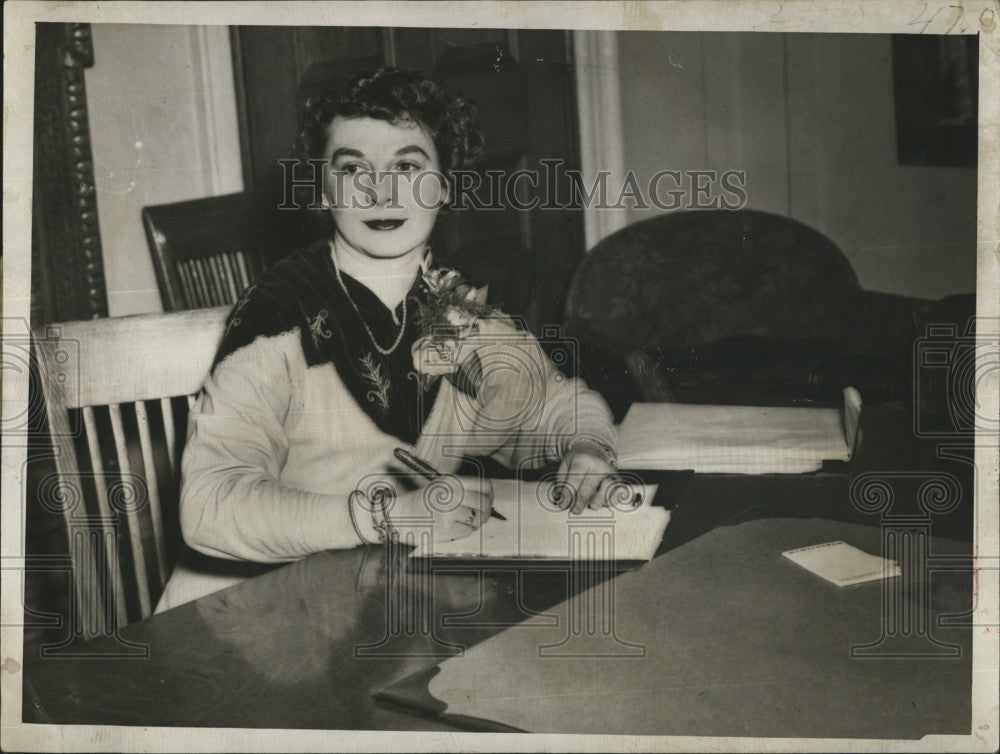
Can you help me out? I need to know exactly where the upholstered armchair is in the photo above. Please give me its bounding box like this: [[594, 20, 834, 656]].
[[563, 209, 968, 418]]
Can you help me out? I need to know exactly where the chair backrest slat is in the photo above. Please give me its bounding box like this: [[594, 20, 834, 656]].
[[204, 256, 221, 305], [34, 344, 95, 639], [82, 406, 129, 630], [33, 306, 228, 639], [210, 257, 227, 306], [134, 399, 169, 588], [234, 250, 252, 291], [219, 252, 240, 302], [211, 255, 231, 305], [198, 259, 217, 307], [190, 259, 209, 307], [176, 262, 196, 309], [193, 259, 211, 307], [188, 260, 204, 306], [180, 261, 198, 308], [181, 260, 199, 306], [200, 258, 215, 305], [160, 397, 178, 473], [210, 258, 227, 306], [108, 402, 153, 618]]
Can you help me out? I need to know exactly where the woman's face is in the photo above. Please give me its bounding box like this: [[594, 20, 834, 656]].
[[322, 115, 447, 260]]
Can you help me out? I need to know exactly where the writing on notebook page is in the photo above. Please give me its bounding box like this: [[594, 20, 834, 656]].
[[408, 478, 667, 561]]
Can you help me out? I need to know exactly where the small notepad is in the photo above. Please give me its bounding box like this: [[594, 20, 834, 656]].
[[782, 541, 900, 586]]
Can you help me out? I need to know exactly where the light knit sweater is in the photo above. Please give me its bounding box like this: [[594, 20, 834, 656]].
[[156, 244, 616, 611]]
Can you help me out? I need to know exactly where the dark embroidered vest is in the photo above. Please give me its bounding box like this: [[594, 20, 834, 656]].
[[212, 239, 441, 445]]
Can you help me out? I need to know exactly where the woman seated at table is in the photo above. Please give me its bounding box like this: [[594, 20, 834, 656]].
[[157, 67, 618, 610]]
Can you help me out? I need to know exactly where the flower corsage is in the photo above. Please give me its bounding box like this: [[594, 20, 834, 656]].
[[411, 267, 498, 394]]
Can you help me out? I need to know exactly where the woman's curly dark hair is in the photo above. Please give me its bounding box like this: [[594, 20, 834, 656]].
[[294, 67, 483, 226]]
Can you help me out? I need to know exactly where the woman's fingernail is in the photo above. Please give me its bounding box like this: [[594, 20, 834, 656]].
[[553, 483, 569, 509]]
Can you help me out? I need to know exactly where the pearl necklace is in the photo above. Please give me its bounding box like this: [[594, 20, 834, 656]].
[[331, 247, 409, 356]]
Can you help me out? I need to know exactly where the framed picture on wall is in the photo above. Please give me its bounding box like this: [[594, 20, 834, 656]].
[[892, 34, 978, 167]]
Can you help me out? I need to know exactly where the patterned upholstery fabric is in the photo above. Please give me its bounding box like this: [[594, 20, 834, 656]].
[[564, 209, 863, 354], [562, 209, 946, 410]]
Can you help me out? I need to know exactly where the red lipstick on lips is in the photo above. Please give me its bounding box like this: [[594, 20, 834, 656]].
[[364, 219, 406, 231]]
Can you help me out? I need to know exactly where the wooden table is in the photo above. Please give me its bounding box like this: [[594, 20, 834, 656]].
[[377, 517, 973, 738], [20, 405, 977, 736]]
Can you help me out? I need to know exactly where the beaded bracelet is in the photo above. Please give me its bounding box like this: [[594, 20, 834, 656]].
[[567, 433, 619, 469]]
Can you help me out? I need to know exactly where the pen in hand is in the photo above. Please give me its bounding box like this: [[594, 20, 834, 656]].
[[393, 448, 507, 521]]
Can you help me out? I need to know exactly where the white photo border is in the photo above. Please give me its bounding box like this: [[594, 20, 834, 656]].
[[3, 1, 997, 752]]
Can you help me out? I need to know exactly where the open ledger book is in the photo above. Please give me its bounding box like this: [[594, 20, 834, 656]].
[[408, 479, 667, 563], [617, 386, 863, 474]]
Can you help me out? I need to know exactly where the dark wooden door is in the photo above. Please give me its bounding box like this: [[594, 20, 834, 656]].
[[231, 26, 584, 329]]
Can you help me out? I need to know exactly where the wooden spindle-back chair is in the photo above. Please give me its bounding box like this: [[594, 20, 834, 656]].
[[142, 190, 323, 311], [33, 307, 229, 639]]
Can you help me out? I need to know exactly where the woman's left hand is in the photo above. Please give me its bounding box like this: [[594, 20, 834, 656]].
[[555, 449, 617, 514]]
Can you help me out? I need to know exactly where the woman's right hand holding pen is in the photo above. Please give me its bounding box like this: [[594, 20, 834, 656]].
[[391, 476, 494, 542]]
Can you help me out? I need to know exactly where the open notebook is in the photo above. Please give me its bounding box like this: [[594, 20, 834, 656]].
[[617, 386, 863, 474], [407, 479, 668, 563]]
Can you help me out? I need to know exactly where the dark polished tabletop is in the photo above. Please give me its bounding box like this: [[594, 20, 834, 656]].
[[21, 404, 978, 734]]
